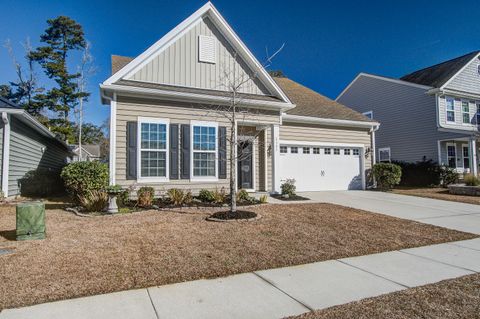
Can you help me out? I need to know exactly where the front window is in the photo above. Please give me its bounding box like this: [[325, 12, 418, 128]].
[[139, 120, 168, 178], [447, 144, 456, 168], [379, 147, 391, 162], [192, 124, 217, 177], [477, 103, 480, 125], [462, 101, 470, 124], [463, 146, 470, 169], [446, 97, 455, 123]]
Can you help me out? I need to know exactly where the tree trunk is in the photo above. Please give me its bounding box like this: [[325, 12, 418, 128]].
[[230, 115, 237, 214]]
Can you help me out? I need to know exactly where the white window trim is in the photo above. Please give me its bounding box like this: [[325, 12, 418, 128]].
[[378, 147, 391, 162], [446, 96, 456, 124], [363, 111, 373, 119], [446, 142, 457, 169], [461, 100, 470, 125], [190, 120, 218, 182], [137, 117, 170, 183]]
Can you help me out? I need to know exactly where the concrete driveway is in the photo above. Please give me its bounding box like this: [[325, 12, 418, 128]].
[[295, 191, 480, 234]]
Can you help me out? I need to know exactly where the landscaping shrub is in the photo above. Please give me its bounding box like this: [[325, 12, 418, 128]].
[[393, 159, 441, 187], [213, 187, 227, 204], [259, 194, 268, 204], [198, 189, 215, 203], [167, 188, 193, 206], [78, 190, 108, 212], [61, 161, 109, 203], [19, 168, 65, 197], [439, 166, 459, 187], [372, 163, 402, 190], [236, 189, 250, 202], [137, 186, 155, 207], [281, 179, 296, 196], [464, 174, 480, 186]]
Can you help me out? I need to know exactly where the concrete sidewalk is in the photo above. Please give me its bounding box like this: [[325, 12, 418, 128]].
[[2, 238, 480, 319]]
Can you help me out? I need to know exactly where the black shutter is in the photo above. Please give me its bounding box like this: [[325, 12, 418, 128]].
[[126, 121, 137, 180], [180, 124, 190, 179], [218, 126, 227, 179], [170, 124, 179, 179]]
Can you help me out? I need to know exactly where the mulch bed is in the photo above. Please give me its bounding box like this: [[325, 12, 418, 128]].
[[271, 194, 310, 201], [206, 210, 259, 222], [393, 187, 480, 205], [287, 273, 480, 319], [0, 203, 476, 310]]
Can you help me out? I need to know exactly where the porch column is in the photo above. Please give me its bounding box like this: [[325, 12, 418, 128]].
[[271, 124, 280, 193], [470, 138, 478, 176]]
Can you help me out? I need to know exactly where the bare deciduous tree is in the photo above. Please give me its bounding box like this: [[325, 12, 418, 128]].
[[198, 45, 285, 214]]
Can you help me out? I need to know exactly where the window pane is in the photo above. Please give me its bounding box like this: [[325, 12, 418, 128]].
[[324, 148, 331, 154], [303, 147, 310, 154], [334, 148, 340, 155], [280, 146, 287, 153], [140, 151, 166, 177], [313, 147, 320, 154], [447, 111, 455, 122], [141, 123, 167, 150], [353, 149, 360, 156], [193, 125, 216, 151], [193, 152, 215, 176], [290, 147, 298, 153], [463, 113, 470, 124]]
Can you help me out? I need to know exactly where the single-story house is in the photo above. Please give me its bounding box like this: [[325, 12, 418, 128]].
[[71, 144, 101, 162], [0, 97, 71, 197], [100, 2, 379, 193]]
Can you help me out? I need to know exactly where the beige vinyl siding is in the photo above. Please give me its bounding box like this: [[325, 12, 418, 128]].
[[129, 17, 269, 96], [280, 122, 373, 170], [8, 117, 69, 196], [116, 96, 279, 193], [446, 56, 480, 95]]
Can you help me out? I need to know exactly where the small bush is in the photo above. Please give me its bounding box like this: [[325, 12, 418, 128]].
[[439, 166, 459, 187], [137, 186, 155, 207], [259, 194, 268, 204], [464, 174, 480, 186], [198, 189, 215, 203], [167, 188, 188, 206], [281, 179, 296, 196], [393, 159, 441, 187], [236, 189, 250, 202], [61, 161, 109, 203], [183, 190, 193, 205], [79, 190, 108, 212], [213, 187, 227, 204], [373, 163, 402, 190]]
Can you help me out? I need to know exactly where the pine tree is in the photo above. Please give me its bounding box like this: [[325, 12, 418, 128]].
[[30, 16, 88, 140]]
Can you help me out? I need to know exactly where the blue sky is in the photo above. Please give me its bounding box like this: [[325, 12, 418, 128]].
[[1, 0, 480, 125]]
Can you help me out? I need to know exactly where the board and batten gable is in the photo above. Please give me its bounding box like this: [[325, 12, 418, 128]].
[[128, 16, 270, 96], [445, 54, 480, 95], [337, 74, 465, 163], [115, 95, 280, 193], [8, 117, 70, 196]]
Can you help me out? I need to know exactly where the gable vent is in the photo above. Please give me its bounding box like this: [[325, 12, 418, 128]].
[[198, 35, 216, 64]]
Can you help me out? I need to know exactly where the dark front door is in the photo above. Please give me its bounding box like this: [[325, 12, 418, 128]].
[[238, 141, 253, 189]]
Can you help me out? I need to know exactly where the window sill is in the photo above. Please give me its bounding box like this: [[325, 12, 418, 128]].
[[190, 177, 219, 183], [137, 177, 170, 183]]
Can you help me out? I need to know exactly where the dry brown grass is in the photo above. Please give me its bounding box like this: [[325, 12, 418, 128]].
[[393, 187, 480, 205], [0, 203, 476, 310], [288, 274, 480, 319]]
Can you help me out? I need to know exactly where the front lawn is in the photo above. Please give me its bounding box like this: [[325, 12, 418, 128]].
[[392, 187, 480, 205], [0, 203, 476, 310], [287, 273, 480, 319]]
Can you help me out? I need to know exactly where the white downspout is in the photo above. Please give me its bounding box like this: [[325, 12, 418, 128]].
[[2, 112, 10, 197], [370, 124, 379, 189], [109, 93, 117, 185]]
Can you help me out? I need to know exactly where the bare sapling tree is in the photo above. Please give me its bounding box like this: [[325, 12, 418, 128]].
[[74, 41, 95, 157], [199, 44, 285, 215]]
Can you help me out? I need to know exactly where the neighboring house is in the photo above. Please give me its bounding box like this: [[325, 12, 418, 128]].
[[100, 2, 379, 193], [0, 97, 71, 197], [337, 51, 480, 176], [71, 144, 101, 161]]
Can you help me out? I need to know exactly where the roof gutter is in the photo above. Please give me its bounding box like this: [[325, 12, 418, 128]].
[[0, 108, 70, 149], [282, 113, 380, 129], [100, 83, 296, 111]]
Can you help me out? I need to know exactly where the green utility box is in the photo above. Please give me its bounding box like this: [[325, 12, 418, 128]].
[[16, 201, 46, 241]]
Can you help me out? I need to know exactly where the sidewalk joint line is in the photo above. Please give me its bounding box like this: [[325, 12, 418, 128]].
[[398, 250, 478, 274], [252, 272, 314, 312], [146, 288, 160, 319], [447, 242, 480, 252], [337, 260, 410, 289]]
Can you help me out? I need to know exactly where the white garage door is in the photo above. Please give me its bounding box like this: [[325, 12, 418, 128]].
[[278, 144, 363, 191]]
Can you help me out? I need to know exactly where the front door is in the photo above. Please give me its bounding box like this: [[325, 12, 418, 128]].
[[238, 141, 253, 189]]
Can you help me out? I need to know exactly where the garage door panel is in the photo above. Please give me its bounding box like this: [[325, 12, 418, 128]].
[[279, 144, 362, 191]]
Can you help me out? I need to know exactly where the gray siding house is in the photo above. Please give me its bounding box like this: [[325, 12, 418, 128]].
[[100, 2, 379, 193], [0, 97, 71, 197], [337, 51, 480, 176]]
